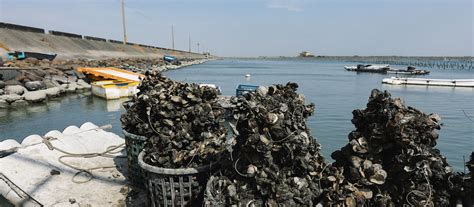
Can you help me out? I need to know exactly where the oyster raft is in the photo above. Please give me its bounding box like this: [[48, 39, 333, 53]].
[[120, 71, 227, 168]]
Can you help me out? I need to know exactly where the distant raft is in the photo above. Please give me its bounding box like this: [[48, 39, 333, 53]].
[[382, 77, 474, 87]]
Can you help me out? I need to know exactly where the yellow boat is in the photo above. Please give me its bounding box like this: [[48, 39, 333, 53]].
[[77, 67, 144, 99]]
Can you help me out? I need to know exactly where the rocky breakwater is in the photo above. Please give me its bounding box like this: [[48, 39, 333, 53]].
[[0, 57, 210, 108], [117, 58, 211, 73], [0, 58, 91, 109]]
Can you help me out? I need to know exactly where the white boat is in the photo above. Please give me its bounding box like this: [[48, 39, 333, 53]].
[[382, 77, 474, 87], [386, 69, 430, 75], [91, 80, 140, 99], [344, 64, 390, 72]]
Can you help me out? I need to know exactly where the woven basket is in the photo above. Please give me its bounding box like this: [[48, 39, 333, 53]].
[[138, 151, 214, 207], [123, 130, 147, 187]]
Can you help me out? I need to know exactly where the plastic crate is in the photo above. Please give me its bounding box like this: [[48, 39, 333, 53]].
[[235, 84, 258, 97], [138, 151, 214, 207], [123, 130, 147, 187]]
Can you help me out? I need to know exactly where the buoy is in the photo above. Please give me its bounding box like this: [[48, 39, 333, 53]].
[[245, 74, 251, 78]]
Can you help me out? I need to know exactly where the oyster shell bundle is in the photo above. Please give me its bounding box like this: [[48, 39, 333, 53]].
[[206, 83, 327, 205], [121, 71, 227, 168], [452, 152, 474, 205], [325, 89, 456, 206]]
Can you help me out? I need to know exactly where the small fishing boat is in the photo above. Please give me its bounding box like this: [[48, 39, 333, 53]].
[[91, 80, 140, 99], [386, 66, 430, 75], [344, 64, 390, 73], [7, 51, 57, 61], [163, 55, 177, 63], [345, 65, 430, 75], [77, 67, 144, 99]]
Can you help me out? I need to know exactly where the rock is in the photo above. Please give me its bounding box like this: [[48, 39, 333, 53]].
[[15, 74, 28, 82], [67, 76, 78, 83], [59, 84, 67, 93], [24, 90, 47, 103], [24, 81, 46, 91], [44, 68, 65, 76], [77, 79, 91, 88], [10, 100, 28, 107], [43, 79, 60, 88], [24, 57, 40, 65], [5, 85, 27, 95], [0, 80, 5, 89], [45, 87, 61, 97], [50, 75, 69, 84], [4, 80, 23, 86], [32, 69, 47, 77], [0, 99, 8, 109], [0, 89, 3, 95], [56, 65, 73, 71], [64, 83, 77, 92], [0, 94, 24, 104], [25, 73, 43, 81]]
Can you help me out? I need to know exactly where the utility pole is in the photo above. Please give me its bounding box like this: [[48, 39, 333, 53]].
[[171, 25, 175, 49], [197, 42, 200, 53], [188, 35, 191, 52], [121, 0, 127, 44]]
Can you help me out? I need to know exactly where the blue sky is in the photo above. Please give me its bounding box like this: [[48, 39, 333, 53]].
[[1, 0, 472, 56]]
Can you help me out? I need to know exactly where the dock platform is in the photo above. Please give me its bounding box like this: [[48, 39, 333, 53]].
[[382, 77, 474, 87]]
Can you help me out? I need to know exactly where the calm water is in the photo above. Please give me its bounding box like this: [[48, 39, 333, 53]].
[[1, 59, 473, 171]]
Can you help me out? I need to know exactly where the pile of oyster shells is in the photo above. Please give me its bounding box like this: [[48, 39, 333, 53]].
[[205, 83, 327, 205], [121, 72, 470, 205], [121, 71, 227, 168], [325, 89, 456, 206], [452, 152, 474, 206]]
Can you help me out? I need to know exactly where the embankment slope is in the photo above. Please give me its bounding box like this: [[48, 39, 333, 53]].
[[0, 28, 205, 60]]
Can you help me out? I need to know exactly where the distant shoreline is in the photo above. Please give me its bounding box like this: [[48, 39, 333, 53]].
[[226, 56, 473, 59], [224, 56, 473, 70]]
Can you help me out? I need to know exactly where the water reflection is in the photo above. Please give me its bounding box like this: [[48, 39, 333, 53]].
[[0, 92, 127, 141]]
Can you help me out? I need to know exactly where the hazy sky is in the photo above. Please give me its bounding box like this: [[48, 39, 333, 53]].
[[1, 0, 472, 57]]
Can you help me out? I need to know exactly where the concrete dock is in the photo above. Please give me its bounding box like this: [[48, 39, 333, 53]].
[[0, 122, 140, 206]]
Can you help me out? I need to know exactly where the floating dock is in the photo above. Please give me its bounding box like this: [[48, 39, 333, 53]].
[[382, 77, 474, 87]]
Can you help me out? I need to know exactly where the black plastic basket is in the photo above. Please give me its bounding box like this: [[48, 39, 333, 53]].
[[138, 151, 214, 207], [123, 130, 147, 187]]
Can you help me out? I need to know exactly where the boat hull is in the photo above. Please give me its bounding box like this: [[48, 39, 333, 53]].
[[91, 81, 139, 100]]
